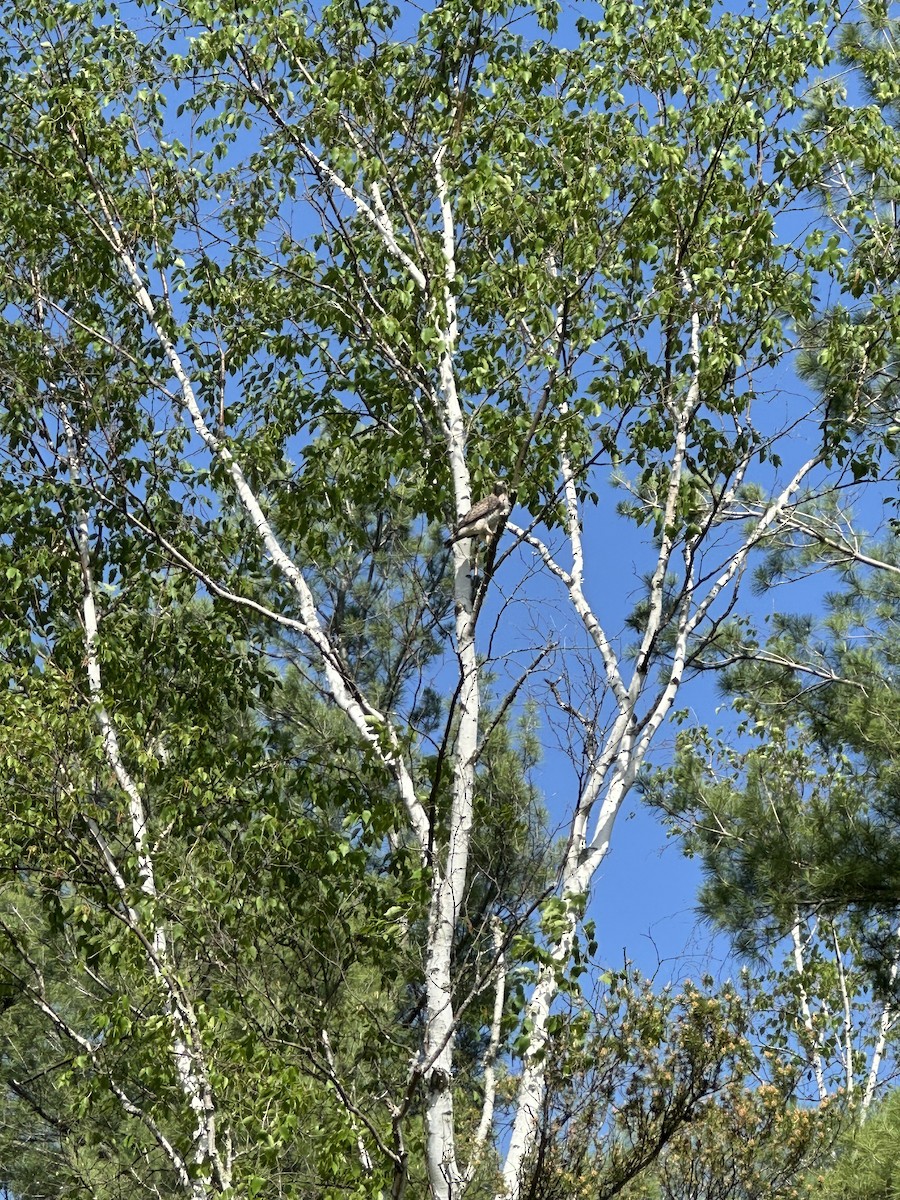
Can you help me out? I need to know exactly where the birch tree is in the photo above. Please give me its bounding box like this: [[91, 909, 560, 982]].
[[652, 715, 900, 1105], [1, 0, 899, 1196], [649, 538, 900, 1113]]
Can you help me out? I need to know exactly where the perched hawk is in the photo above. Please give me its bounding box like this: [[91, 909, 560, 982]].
[[446, 482, 510, 546]]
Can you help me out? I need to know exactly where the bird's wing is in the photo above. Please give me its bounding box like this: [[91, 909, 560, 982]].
[[458, 493, 500, 526]]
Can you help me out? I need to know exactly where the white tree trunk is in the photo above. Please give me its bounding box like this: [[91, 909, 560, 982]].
[[499, 279, 826, 1197], [61, 405, 228, 1196], [861, 921, 900, 1118], [790, 916, 828, 1105], [64, 101, 837, 1200], [420, 147, 477, 1199]]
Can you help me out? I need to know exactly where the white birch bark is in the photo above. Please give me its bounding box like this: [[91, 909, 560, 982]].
[[419, 146, 476, 1199], [499, 282, 827, 1197], [64, 96, 842, 1200], [789, 915, 828, 1104], [467, 916, 506, 1179], [499, 283, 703, 1199], [61, 407, 229, 1196], [74, 155, 432, 855], [861, 921, 900, 1118], [829, 922, 856, 1098], [4, 924, 195, 1193], [77, 122, 472, 1200]]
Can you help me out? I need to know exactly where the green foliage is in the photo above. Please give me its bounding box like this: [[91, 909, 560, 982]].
[[665, 536, 900, 935], [816, 1090, 900, 1200], [0, 580, 551, 1195], [519, 969, 837, 1200], [0, 0, 898, 1193]]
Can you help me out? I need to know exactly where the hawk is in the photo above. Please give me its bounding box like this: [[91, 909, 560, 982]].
[[446, 482, 510, 546]]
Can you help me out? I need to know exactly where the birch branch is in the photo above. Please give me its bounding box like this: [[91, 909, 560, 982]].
[[434, 144, 468, 516], [861, 920, 900, 1118], [629, 290, 700, 702], [71, 147, 430, 854], [513, 275, 628, 710], [1, 921, 192, 1191], [320, 1030, 376, 1173], [683, 451, 827, 643], [232, 46, 428, 293], [707, 648, 868, 690], [777, 510, 900, 578], [502, 288, 829, 1197], [790, 916, 828, 1104], [294, 139, 427, 290], [507, 523, 629, 713], [829, 922, 855, 1098], [61, 405, 227, 1195], [466, 916, 506, 1179], [559, 432, 631, 713]]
